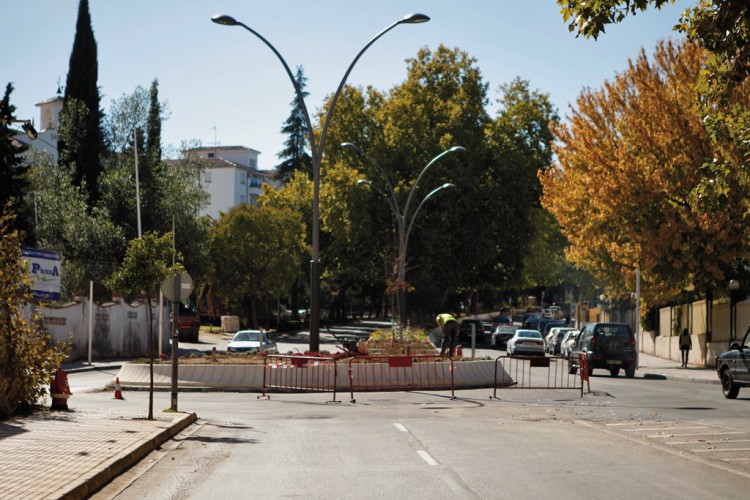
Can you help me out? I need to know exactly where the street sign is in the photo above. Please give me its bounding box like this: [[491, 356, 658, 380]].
[[160, 272, 193, 302]]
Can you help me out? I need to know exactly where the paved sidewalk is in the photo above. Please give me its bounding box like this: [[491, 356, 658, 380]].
[[636, 351, 718, 384], [0, 407, 195, 499]]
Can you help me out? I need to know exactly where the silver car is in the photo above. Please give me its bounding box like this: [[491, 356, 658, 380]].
[[226, 330, 277, 353]]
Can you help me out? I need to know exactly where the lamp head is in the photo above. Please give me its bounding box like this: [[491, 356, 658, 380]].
[[341, 142, 357, 150], [729, 279, 740, 291], [22, 121, 37, 140], [442, 183, 456, 190], [449, 146, 466, 153], [212, 14, 239, 26], [402, 13, 430, 24], [356, 179, 372, 186]]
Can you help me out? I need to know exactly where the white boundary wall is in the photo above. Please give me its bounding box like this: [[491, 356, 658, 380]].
[[23, 300, 170, 362]]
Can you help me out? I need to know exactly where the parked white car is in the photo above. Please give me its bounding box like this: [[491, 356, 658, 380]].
[[546, 327, 577, 355], [560, 330, 581, 359], [226, 330, 277, 353], [506, 329, 545, 356]]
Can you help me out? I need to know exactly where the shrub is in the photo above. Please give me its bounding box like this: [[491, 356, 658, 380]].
[[0, 207, 70, 419]]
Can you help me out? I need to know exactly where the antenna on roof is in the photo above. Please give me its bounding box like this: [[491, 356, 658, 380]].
[[56, 77, 63, 96], [209, 126, 218, 147]]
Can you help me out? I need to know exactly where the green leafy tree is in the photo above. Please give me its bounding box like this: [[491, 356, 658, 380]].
[[0, 206, 70, 419], [100, 87, 208, 284], [276, 66, 312, 183], [486, 78, 560, 292], [105, 231, 182, 420], [209, 204, 306, 328], [58, 0, 105, 205], [558, 0, 676, 40], [26, 157, 125, 300]]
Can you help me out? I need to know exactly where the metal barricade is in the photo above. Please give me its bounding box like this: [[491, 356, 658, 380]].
[[261, 354, 339, 403], [348, 355, 454, 403], [492, 355, 586, 398]]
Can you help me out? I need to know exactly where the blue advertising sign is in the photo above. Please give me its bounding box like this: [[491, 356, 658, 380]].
[[21, 247, 62, 301]]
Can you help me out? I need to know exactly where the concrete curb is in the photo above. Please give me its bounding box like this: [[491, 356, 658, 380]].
[[60, 412, 197, 499], [641, 372, 719, 385]]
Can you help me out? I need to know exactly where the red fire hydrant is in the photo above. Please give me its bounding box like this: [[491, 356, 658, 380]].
[[50, 369, 72, 411]]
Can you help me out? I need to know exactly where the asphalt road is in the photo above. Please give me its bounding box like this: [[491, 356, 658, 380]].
[[71, 367, 750, 499]]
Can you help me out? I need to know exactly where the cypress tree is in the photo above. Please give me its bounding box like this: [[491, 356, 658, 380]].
[[142, 79, 162, 232], [275, 66, 311, 182], [58, 0, 105, 205], [0, 83, 30, 221]]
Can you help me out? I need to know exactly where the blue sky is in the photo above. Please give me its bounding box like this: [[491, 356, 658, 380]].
[[3, 1, 689, 169]]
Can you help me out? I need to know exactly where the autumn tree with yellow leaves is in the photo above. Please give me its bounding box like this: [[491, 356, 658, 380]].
[[541, 39, 750, 307]]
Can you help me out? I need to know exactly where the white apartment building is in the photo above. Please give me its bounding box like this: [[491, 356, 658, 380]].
[[192, 146, 280, 221], [12, 94, 62, 163], [13, 94, 280, 221]]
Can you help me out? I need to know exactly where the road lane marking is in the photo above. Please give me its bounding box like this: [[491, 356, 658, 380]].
[[394, 423, 408, 432], [417, 450, 438, 466], [691, 447, 750, 453], [668, 438, 750, 445], [623, 426, 710, 432], [648, 431, 744, 438]]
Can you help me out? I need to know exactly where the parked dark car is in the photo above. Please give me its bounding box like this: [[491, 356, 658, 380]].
[[491, 325, 518, 350], [522, 314, 541, 330], [538, 319, 566, 339], [716, 326, 750, 399], [569, 322, 636, 377], [491, 315, 513, 327], [458, 319, 484, 342]]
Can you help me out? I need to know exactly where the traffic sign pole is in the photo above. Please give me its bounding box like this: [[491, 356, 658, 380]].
[[171, 274, 180, 411]]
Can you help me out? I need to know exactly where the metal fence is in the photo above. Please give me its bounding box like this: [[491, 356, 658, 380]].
[[492, 355, 588, 398], [348, 355, 454, 403], [260, 354, 339, 403]]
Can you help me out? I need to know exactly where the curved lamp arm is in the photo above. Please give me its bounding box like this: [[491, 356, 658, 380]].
[[211, 15, 318, 158], [317, 13, 429, 159], [404, 183, 455, 253], [403, 146, 465, 222], [344, 142, 401, 227], [212, 13, 429, 165]]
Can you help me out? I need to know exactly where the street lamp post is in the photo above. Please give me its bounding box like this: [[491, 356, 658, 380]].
[[212, 13, 430, 352], [347, 142, 464, 325], [729, 279, 740, 341]]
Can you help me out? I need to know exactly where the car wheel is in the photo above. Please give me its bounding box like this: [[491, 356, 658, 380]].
[[568, 364, 577, 375], [587, 364, 594, 377], [625, 366, 635, 378], [609, 367, 620, 377], [722, 369, 740, 399]]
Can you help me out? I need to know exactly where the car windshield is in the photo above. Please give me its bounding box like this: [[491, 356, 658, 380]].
[[595, 325, 632, 338], [519, 331, 541, 339], [233, 331, 260, 342]]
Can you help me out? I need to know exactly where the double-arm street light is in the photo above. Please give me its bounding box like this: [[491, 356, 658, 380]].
[[212, 12, 430, 352], [346, 142, 465, 325]]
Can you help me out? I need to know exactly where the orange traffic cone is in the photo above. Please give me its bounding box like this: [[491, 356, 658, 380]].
[[113, 377, 124, 400]]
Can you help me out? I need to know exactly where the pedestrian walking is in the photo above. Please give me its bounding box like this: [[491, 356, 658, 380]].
[[679, 328, 692, 367], [436, 313, 459, 357]]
